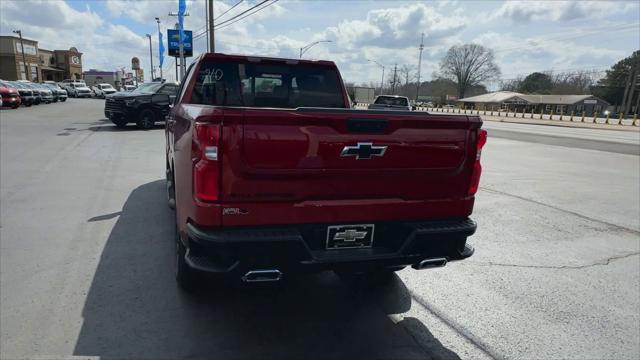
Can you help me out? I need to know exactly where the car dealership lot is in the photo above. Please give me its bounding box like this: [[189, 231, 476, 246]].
[[1, 99, 639, 359]]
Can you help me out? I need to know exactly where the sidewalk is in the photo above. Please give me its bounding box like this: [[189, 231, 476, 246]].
[[420, 107, 640, 132], [352, 103, 639, 132]]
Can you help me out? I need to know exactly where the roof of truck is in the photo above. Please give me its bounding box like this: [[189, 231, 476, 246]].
[[199, 52, 337, 67]]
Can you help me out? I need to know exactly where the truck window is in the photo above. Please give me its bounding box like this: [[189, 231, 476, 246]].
[[190, 60, 346, 109], [374, 96, 408, 106]]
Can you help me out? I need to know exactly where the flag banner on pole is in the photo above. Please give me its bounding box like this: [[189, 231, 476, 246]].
[[159, 32, 165, 67], [178, 0, 187, 42]]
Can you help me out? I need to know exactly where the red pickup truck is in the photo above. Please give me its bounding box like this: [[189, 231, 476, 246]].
[[166, 53, 486, 290]]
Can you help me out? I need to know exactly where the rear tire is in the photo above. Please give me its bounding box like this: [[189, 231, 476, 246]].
[[136, 108, 156, 130]]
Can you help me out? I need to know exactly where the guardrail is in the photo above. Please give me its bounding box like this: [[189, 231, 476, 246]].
[[353, 103, 639, 127]]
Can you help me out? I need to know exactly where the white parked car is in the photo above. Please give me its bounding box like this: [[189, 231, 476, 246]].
[[67, 82, 92, 98], [123, 85, 137, 92], [92, 83, 117, 98]]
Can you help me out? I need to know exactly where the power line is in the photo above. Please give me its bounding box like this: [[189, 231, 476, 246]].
[[191, 0, 248, 39], [215, 0, 244, 21], [192, 0, 276, 41], [215, 0, 277, 30], [493, 23, 639, 53], [213, 0, 270, 27]]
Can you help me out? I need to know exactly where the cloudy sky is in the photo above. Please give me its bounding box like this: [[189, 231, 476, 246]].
[[0, 0, 638, 87]]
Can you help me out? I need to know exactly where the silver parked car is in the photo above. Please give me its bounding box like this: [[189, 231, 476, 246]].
[[91, 83, 117, 98], [367, 95, 412, 111], [43, 82, 67, 102], [67, 82, 92, 98]]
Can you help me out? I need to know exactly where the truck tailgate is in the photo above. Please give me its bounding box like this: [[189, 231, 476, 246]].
[[220, 109, 480, 214]]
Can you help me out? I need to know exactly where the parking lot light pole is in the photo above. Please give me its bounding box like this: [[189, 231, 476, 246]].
[[145, 34, 154, 81], [367, 59, 385, 95], [299, 40, 332, 59], [12, 30, 29, 81], [155, 17, 163, 81]]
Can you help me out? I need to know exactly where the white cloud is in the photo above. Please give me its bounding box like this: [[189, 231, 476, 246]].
[[472, 31, 626, 80], [0, 0, 102, 32], [317, 3, 465, 49], [489, 0, 638, 23]]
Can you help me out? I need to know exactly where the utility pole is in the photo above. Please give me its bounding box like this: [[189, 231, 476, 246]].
[[155, 17, 163, 80], [416, 32, 424, 102], [208, 0, 215, 52], [174, 23, 179, 81], [621, 66, 633, 113], [391, 63, 398, 94], [12, 30, 29, 81], [145, 34, 154, 81], [624, 64, 638, 115], [205, 1, 209, 52], [169, 12, 189, 81]]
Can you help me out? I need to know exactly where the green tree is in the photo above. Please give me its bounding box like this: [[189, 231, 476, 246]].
[[591, 50, 639, 105], [518, 72, 553, 94]]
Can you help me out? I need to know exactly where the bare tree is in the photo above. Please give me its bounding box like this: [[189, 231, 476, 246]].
[[399, 65, 415, 87], [550, 70, 596, 94], [500, 76, 523, 92], [439, 44, 501, 99]]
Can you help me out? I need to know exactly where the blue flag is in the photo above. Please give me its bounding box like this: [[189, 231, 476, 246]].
[[159, 32, 165, 67], [178, 0, 187, 42]]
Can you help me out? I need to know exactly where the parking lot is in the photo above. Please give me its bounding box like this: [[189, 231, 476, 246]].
[[1, 99, 639, 359]]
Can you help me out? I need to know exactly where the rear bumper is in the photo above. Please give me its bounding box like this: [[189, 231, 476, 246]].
[[183, 218, 476, 276]]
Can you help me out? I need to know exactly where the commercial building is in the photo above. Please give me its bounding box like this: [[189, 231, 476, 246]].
[[0, 35, 82, 82], [458, 91, 610, 114], [83, 69, 120, 88]]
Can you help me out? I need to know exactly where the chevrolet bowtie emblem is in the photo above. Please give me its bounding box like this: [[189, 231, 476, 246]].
[[340, 142, 387, 160], [333, 229, 367, 242]]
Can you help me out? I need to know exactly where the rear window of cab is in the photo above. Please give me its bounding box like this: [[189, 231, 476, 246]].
[[189, 61, 347, 109]]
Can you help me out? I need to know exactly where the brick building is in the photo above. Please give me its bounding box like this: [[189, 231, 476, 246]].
[[0, 35, 82, 82]]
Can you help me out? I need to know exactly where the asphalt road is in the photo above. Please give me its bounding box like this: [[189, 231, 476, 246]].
[[1, 100, 639, 360]]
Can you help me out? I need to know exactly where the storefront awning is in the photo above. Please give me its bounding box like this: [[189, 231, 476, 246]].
[[41, 66, 64, 72]]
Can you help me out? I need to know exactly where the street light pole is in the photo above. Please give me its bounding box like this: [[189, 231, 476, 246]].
[[155, 17, 163, 80], [368, 59, 385, 95], [12, 30, 29, 81], [146, 34, 154, 81], [299, 40, 332, 58]]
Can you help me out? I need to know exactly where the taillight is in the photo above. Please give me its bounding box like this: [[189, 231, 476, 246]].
[[467, 129, 487, 196], [193, 122, 221, 202]]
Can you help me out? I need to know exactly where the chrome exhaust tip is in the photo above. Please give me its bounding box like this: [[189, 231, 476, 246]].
[[242, 269, 283, 282], [412, 257, 447, 270]]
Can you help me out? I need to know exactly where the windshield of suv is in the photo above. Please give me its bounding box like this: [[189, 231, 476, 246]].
[[374, 96, 408, 106], [100, 84, 113, 89], [130, 83, 162, 94]]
